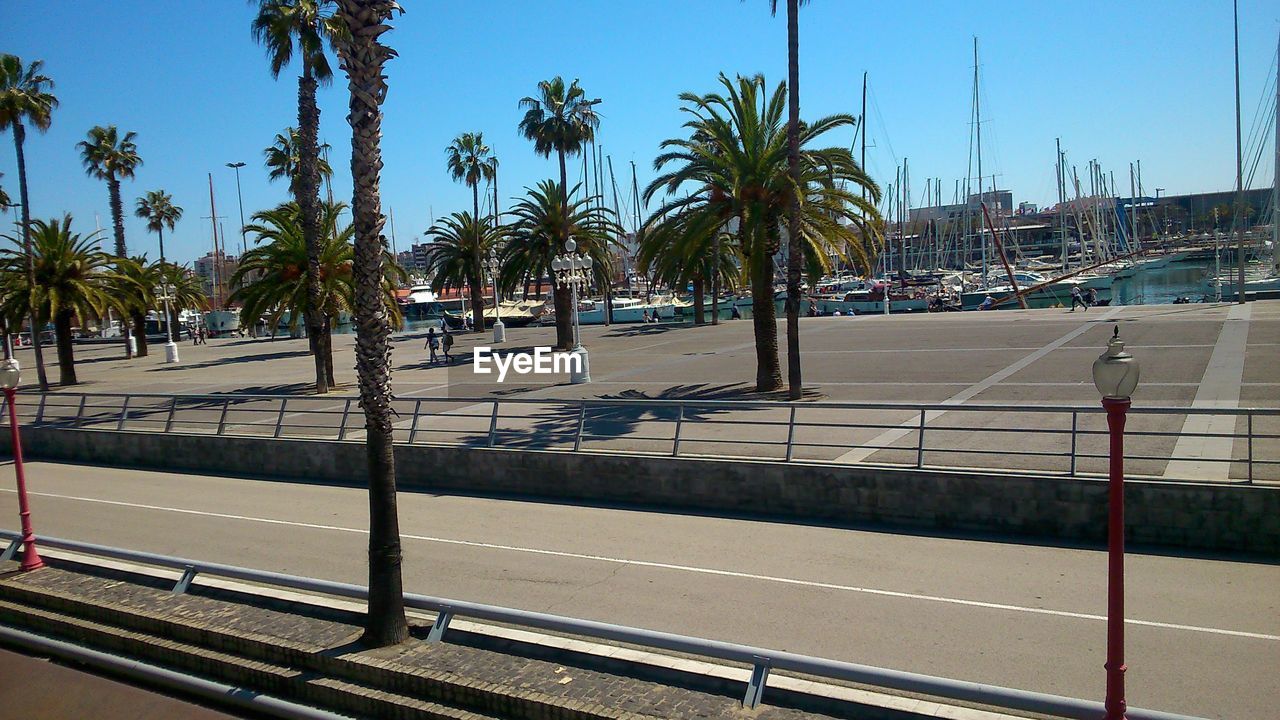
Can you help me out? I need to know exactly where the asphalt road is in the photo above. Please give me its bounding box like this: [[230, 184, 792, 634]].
[[2, 461, 1276, 719]]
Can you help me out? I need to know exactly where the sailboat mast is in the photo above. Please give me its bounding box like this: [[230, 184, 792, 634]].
[[1233, 0, 1246, 303], [860, 71, 867, 203], [974, 37, 986, 285], [207, 172, 221, 309], [1057, 138, 1067, 271], [1274, 29, 1280, 256]]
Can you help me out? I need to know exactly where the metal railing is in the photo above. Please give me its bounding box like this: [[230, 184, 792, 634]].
[[3, 391, 1278, 483], [0, 530, 1204, 720]]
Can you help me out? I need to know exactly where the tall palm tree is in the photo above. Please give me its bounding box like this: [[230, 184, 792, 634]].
[[0, 54, 58, 388], [422, 211, 502, 326], [502, 180, 619, 306], [445, 133, 496, 331], [331, 0, 408, 648], [0, 216, 130, 385], [648, 74, 882, 392], [77, 124, 141, 358], [264, 126, 333, 193], [754, 0, 809, 397], [252, 0, 346, 394], [135, 190, 183, 347], [517, 77, 601, 349]]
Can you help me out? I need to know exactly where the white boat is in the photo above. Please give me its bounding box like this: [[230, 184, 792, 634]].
[[204, 310, 241, 336], [578, 297, 675, 324]]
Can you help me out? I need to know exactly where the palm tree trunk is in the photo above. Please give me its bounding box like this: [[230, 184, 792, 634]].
[[333, 0, 409, 649], [470, 184, 486, 332], [106, 173, 135, 360], [132, 312, 149, 357], [752, 228, 782, 393], [324, 327, 336, 388], [53, 310, 76, 386], [692, 274, 705, 325], [784, 0, 803, 401], [299, 59, 330, 394], [11, 123, 49, 389], [711, 232, 721, 326], [555, 149, 573, 349]]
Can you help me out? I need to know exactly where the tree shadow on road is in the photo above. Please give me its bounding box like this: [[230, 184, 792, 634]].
[[145, 349, 314, 372]]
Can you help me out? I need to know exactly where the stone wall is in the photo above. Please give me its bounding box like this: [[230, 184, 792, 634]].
[[5, 427, 1277, 556]]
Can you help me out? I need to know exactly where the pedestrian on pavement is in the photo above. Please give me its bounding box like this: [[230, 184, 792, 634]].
[[1086, 287, 1099, 306], [425, 328, 440, 364], [442, 327, 454, 363], [1070, 286, 1089, 312], [730, 304, 742, 320]]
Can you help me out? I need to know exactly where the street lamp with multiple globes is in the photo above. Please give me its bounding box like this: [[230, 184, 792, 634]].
[[0, 358, 44, 572], [486, 249, 505, 344], [1091, 325, 1140, 720], [551, 238, 592, 384]]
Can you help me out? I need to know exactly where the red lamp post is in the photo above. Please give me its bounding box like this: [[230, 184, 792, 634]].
[[2, 358, 44, 572], [1092, 326, 1139, 720]]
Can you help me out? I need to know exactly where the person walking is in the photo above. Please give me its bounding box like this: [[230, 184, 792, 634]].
[[425, 327, 440, 364], [442, 327, 454, 364], [1070, 286, 1088, 312]]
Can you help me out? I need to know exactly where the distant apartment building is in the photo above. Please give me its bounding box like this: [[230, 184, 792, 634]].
[[194, 251, 239, 304], [908, 189, 1014, 223]]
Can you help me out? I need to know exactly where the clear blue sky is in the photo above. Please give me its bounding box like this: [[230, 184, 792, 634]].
[[2, 1, 1277, 266]]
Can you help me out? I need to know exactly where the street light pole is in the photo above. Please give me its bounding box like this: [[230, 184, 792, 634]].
[[226, 162, 248, 257], [1, 358, 44, 572], [487, 250, 505, 344], [552, 239, 592, 384], [1092, 325, 1140, 720]]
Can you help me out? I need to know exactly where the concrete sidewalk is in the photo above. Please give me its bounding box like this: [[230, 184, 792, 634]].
[[0, 647, 240, 720]]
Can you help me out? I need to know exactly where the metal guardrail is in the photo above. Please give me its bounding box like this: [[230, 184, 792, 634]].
[[3, 392, 1277, 483], [0, 530, 1205, 720]]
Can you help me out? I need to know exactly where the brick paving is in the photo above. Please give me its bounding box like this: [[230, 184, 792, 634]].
[[0, 562, 871, 719]]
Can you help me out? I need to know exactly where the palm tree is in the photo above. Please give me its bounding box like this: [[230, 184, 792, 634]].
[[230, 201, 404, 340], [502, 180, 619, 308], [115, 256, 161, 357], [77, 124, 141, 358], [517, 77, 601, 349], [135, 190, 183, 347], [445, 133, 496, 331], [327, 0, 408, 647], [778, 0, 807, 399], [0, 173, 11, 211], [252, 0, 346, 395], [647, 73, 882, 392], [264, 127, 333, 193], [159, 263, 208, 334], [0, 54, 58, 389], [636, 211, 739, 325], [0, 216, 130, 385], [421, 211, 503, 325]]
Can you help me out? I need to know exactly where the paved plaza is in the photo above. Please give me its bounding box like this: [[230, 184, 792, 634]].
[[10, 301, 1278, 482]]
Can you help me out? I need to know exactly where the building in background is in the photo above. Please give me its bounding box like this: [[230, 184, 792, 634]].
[[194, 251, 239, 305]]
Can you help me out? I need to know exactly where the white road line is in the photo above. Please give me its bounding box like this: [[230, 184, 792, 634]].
[[1163, 303, 1252, 480], [6, 487, 1274, 642], [835, 308, 1122, 463]]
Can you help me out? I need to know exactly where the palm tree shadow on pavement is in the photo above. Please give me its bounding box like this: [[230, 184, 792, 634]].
[[450, 382, 816, 452], [145, 349, 314, 372]]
